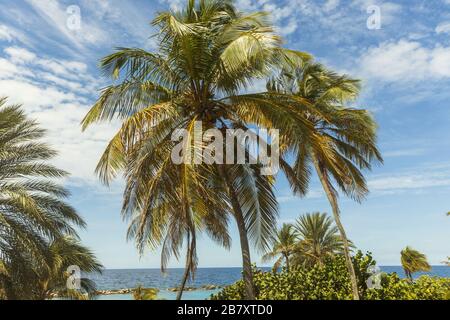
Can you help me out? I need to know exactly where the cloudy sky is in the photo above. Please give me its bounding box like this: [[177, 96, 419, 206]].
[[0, 0, 449, 268]]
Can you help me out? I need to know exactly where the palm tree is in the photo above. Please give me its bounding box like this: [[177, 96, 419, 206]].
[[0, 98, 102, 299], [35, 236, 103, 300], [81, 0, 314, 299], [1, 237, 102, 301], [292, 212, 345, 268], [268, 63, 383, 299], [262, 224, 296, 271], [401, 246, 431, 281], [133, 286, 158, 300], [121, 146, 232, 300]]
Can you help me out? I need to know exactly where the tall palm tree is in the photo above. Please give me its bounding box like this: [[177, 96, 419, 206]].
[[0, 98, 102, 299], [268, 63, 383, 299], [292, 212, 345, 268], [401, 246, 431, 281], [81, 0, 314, 299], [262, 223, 296, 271]]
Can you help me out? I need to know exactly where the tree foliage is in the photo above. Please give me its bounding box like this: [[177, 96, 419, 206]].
[[212, 251, 450, 300], [400, 246, 431, 281], [0, 99, 102, 300]]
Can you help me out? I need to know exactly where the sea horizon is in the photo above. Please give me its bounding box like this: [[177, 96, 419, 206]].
[[100, 265, 447, 271]]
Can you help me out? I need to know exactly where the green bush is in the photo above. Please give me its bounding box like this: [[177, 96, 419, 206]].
[[211, 252, 450, 300], [366, 273, 450, 300]]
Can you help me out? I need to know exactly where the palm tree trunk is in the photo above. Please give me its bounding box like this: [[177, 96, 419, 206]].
[[313, 158, 360, 300], [284, 253, 290, 272], [176, 233, 194, 300], [404, 269, 412, 282], [219, 165, 256, 300]]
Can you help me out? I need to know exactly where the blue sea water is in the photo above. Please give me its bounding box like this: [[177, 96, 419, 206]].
[[89, 266, 449, 300]]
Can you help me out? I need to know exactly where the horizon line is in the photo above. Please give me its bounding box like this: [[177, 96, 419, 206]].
[[99, 265, 447, 271]]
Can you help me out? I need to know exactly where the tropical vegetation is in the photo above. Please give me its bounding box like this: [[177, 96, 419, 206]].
[[267, 63, 383, 299], [212, 251, 450, 300], [262, 224, 296, 272], [133, 286, 159, 300], [0, 0, 447, 301], [0, 99, 102, 300], [400, 246, 431, 281], [263, 213, 346, 270], [81, 0, 381, 300], [291, 212, 346, 268]]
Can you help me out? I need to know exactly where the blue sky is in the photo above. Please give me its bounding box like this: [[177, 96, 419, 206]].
[[0, 0, 449, 268]]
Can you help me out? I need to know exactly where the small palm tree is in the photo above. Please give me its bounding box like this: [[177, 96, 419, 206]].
[[292, 212, 345, 268], [400, 246, 431, 281], [36, 236, 103, 300], [133, 286, 159, 300], [262, 224, 296, 271]]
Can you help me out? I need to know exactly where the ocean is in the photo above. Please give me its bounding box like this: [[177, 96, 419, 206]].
[[89, 266, 449, 300]]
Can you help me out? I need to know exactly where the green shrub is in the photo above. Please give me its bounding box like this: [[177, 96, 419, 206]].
[[366, 273, 450, 300], [211, 251, 450, 300]]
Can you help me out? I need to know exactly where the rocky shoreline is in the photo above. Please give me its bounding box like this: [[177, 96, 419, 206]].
[[96, 284, 222, 296]]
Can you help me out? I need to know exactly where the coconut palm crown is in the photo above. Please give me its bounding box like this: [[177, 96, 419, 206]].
[[292, 212, 345, 268], [262, 223, 297, 271]]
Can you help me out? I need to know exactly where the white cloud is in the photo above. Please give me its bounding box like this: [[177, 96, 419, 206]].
[[80, 0, 158, 50], [160, 0, 186, 11], [383, 148, 425, 158], [0, 25, 15, 41], [369, 174, 450, 192], [25, 0, 108, 50], [435, 22, 450, 34], [324, 0, 340, 12], [0, 45, 118, 185], [278, 189, 323, 203], [0, 79, 79, 110], [0, 24, 31, 45], [3, 46, 94, 86], [358, 39, 450, 82], [368, 163, 450, 194], [4, 46, 36, 63], [0, 58, 23, 76]]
